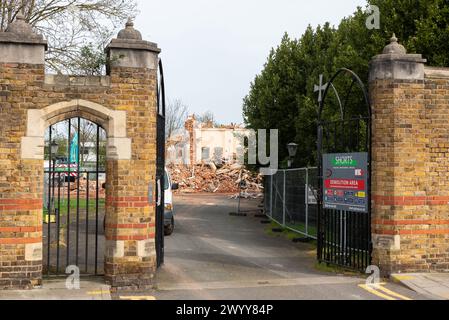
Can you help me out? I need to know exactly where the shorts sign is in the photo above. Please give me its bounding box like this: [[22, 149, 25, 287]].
[[323, 153, 368, 213]]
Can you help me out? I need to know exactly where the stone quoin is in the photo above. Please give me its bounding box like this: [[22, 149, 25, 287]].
[[0, 15, 160, 290]]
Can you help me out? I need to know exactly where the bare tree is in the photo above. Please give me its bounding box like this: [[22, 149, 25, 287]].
[[197, 110, 218, 128], [166, 99, 189, 140], [0, 0, 138, 75]]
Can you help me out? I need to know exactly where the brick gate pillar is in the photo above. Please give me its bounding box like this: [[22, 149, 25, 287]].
[[0, 15, 47, 289], [104, 19, 160, 289], [369, 35, 429, 274]]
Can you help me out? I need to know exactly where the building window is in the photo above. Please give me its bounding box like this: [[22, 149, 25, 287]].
[[201, 147, 210, 161], [214, 147, 223, 163]]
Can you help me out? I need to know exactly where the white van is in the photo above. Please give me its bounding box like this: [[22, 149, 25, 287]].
[[164, 168, 178, 236]]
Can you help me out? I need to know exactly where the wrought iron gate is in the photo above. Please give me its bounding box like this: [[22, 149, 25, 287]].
[[156, 59, 166, 267], [317, 68, 372, 272], [43, 118, 106, 276]]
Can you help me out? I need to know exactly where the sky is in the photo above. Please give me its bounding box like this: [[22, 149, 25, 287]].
[[135, 0, 367, 125]]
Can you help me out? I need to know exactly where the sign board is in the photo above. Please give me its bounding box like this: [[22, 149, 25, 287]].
[[307, 186, 318, 205], [323, 153, 368, 213]]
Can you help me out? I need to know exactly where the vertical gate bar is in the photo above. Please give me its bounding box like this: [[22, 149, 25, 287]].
[[346, 120, 350, 152], [283, 170, 286, 227], [360, 213, 364, 270], [354, 213, 357, 268], [360, 212, 366, 269], [67, 119, 71, 267], [348, 121, 353, 151], [344, 211, 347, 266], [329, 210, 332, 264], [317, 125, 323, 263], [341, 211, 345, 266], [350, 211, 355, 269], [270, 174, 273, 219], [95, 124, 100, 275], [338, 210, 344, 266], [356, 212, 360, 270], [332, 210, 338, 263], [356, 118, 361, 151], [305, 168, 309, 237], [334, 210, 340, 265], [85, 172, 90, 273], [334, 210, 338, 265], [51, 161, 57, 272], [334, 122, 338, 152], [47, 126, 52, 275], [57, 172, 61, 274], [324, 210, 328, 261], [344, 211, 348, 266], [365, 212, 368, 269], [365, 210, 369, 269], [368, 113, 373, 267], [76, 117, 81, 266], [328, 211, 332, 262], [51, 162, 56, 243], [347, 211, 350, 266], [329, 210, 332, 263]]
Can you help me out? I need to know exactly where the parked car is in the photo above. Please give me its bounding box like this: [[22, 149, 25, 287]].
[[164, 168, 179, 236]]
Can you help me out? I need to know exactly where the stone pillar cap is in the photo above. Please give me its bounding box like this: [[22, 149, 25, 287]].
[[383, 33, 407, 55], [372, 33, 426, 63], [0, 13, 47, 49], [106, 18, 160, 53]]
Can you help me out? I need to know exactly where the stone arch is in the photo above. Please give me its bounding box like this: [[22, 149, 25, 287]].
[[21, 99, 131, 161]]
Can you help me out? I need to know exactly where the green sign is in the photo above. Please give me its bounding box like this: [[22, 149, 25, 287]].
[[332, 155, 358, 167]]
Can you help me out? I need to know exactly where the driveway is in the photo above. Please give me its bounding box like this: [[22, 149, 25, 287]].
[[150, 194, 427, 300]]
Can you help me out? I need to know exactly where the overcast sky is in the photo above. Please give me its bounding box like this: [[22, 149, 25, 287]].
[[135, 0, 367, 124]]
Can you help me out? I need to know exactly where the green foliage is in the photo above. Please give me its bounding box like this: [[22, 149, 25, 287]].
[[75, 44, 108, 76], [243, 0, 449, 168]]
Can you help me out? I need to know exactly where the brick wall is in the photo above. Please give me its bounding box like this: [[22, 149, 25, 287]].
[[0, 63, 46, 289], [0, 64, 158, 289], [371, 61, 449, 274]]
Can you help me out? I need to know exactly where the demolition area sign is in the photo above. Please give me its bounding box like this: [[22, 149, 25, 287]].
[[322, 153, 368, 213]]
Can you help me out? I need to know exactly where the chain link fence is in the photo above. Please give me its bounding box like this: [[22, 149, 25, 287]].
[[264, 168, 319, 239]]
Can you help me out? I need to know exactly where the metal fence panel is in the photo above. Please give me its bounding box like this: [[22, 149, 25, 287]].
[[264, 168, 318, 240]]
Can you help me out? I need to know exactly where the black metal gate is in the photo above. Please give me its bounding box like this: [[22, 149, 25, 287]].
[[317, 68, 372, 272], [43, 117, 106, 276], [156, 59, 166, 267]]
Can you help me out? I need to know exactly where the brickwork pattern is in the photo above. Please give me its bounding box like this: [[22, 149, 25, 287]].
[[0, 62, 158, 289], [371, 74, 449, 274]]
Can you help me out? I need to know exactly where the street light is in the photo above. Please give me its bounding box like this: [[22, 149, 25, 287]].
[[50, 140, 59, 181], [287, 143, 298, 168], [50, 140, 59, 155]]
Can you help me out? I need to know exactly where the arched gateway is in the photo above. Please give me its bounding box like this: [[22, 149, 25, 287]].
[[0, 16, 164, 289]]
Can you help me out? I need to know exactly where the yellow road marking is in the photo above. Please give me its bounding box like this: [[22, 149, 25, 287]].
[[375, 285, 412, 301], [392, 275, 415, 282], [119, 296, 156, 301], [87, 290, 110, 296], [358, 284, 397, 300]]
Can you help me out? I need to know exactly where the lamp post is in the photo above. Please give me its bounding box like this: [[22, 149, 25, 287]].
[[47, 140, 58, 224], [50, 140, 59, 167], [287, 143, 298, 168]]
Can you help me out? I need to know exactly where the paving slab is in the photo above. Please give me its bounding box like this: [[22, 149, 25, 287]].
[[0, 277, 111, 300], [391, 273, 449, 300]]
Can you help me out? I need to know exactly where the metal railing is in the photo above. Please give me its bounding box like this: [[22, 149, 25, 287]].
[[264, 168, 319, 240]]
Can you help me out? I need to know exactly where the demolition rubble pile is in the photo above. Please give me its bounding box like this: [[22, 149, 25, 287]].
[[77, 177, 106, 196], [167, 163, 263, 194]]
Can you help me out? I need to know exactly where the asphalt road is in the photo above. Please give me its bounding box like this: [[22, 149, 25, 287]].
[[147, 194, 428, 300]]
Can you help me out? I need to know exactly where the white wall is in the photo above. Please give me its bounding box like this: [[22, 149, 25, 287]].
[[194, 128, 249, 164]]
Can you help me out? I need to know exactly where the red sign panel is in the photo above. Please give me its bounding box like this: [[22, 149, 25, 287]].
[[325, 179, 365, 191]]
